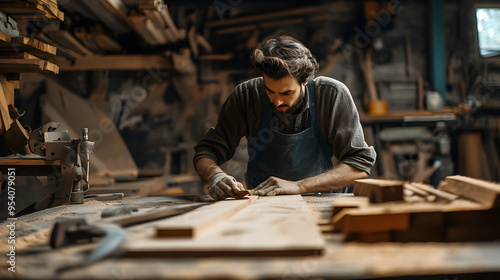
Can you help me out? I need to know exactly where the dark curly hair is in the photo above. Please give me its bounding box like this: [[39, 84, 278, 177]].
[[250, 35, 319, 84]]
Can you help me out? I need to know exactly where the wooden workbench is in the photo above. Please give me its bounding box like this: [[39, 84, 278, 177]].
[[1, 194, 500, 280]]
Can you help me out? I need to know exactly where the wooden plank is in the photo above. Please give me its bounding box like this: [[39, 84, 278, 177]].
[[332, 200, 485, 236], [409, 182, 459, 202], [81, 0, 130, 34], [404, 183, 429, 197], [158, 4, 180, 40], [334, 209, 410, 234], [199, 54, 233, 61], [0, 58, 58, 74], [36, 33, 81, 59], [1, 0, 63, 21], [0, 83, 12, 134], [10, 36, 57, 56], [157, 196, 257, 238], [0, 30, 11, 44], [353, 179, 404, 203], [440, 175, 500, 208], [59, 55, 172, 71], [126, 195, 325, 257], [128, 15, 160, 45]]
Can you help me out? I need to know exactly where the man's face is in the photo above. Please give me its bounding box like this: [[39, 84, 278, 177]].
[[263, 74, 306, 112]]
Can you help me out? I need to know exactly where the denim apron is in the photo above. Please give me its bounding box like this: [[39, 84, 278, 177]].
[[246, 81, 333, 189]]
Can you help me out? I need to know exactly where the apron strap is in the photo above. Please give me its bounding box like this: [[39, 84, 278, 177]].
[[307, 80, 331, 158]]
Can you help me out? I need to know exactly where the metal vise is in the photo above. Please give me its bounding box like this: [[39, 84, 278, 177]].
[[29, 122, 95, 204]]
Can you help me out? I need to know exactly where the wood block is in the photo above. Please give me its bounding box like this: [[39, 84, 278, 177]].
[[440, 175, 500, 208], [353, 179, 404, 203], [156, 196, 257, 238], [332, 205, 410, 234], [126, 195, 325, 257]]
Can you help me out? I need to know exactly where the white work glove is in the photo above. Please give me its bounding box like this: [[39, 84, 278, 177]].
[[208, 172, 244, 200]]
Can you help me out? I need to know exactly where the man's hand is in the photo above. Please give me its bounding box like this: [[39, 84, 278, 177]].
[[208, 172, 245, 200], [252, 176, 304, 196]]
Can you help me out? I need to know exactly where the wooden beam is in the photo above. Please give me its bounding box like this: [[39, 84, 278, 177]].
[[206, 2, 345, 28], [439, 175, 500, 208], [59, 55, 173, 71]]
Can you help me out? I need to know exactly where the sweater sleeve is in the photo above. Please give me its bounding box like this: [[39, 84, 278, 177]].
[[317, 78, 377, 174], [193, 86, 247, 167]]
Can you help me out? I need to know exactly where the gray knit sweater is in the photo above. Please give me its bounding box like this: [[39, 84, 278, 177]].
[[194, 76, 376, 174]]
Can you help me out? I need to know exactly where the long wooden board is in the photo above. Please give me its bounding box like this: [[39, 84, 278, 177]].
[[156, 196, 257, 238], [439, 175, 500, 208], [126, 195, 325, 257]]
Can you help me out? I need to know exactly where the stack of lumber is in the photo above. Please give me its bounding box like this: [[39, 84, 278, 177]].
[[205, 2, 347, 35], [125, 195, 325, 257], [74, 25, 121, 53], [0, 0, 61, 73], [0, 31, 59, 74], [332, 176, 500, 242], [38, 27, 94, 60], [129, 0, 183, 45], [0, 0, 64, 21]]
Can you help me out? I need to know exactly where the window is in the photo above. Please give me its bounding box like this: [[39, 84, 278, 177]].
[[476, 7, 500, 58]]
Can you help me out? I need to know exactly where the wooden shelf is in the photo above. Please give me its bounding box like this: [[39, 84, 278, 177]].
[[360, 108, 460, 124], [59, 54, 173, 71]]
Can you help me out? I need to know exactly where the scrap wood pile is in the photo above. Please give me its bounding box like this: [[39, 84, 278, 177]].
[[327, 175, 500, 242]]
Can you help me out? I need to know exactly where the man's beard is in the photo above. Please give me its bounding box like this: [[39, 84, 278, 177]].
[[286, 86, 305, 114]]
